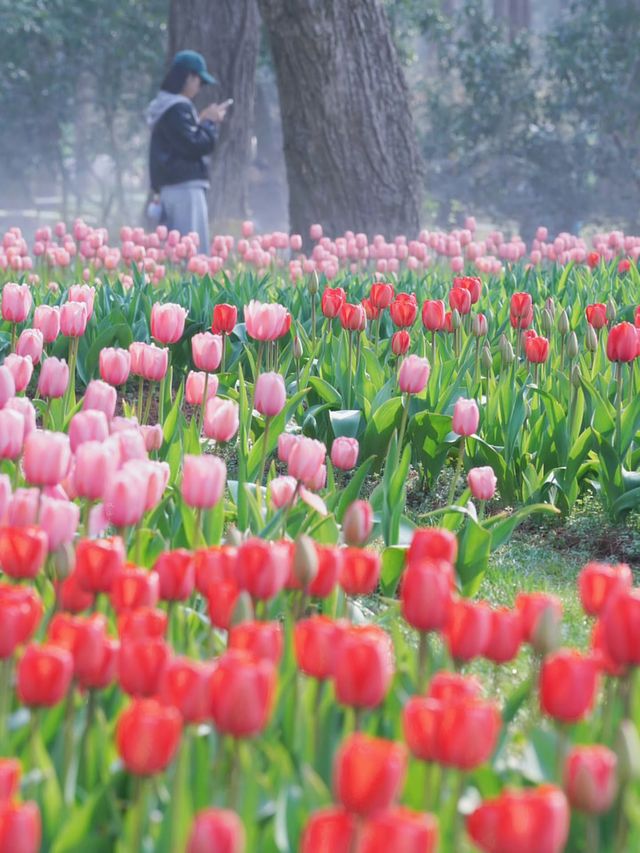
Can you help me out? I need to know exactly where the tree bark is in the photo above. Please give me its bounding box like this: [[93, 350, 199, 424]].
[[256, 0, 422, 239], [168, 0, 261, 229]]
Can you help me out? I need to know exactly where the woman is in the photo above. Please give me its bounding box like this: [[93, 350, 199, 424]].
[[146, 50, 229, 251]]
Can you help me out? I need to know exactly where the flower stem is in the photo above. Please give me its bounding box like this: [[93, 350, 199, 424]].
[[397, 393, 410, 450], [447, 440, 465, 506], [198, 372, 210, 435]]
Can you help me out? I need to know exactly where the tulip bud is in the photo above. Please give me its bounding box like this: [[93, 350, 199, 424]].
[[606, 297, 616, 323], [451, 308, 461, 330], [230, 590, 254, 627], [585, 325, 598, 352], [557, 309, 570, 336], [545, 296, 555, 319], [225, 526, 243, 547], [302, 413, 317, 437], [531, 603, 561, 656], [481, 345, 493, 371], [567, 331, 579, 359], [502, 341, 515, 366], [293, 534, 318, 589], [52, 542, 75, 581], [499, 333, 508, 352], [571, 364, 582, 388], [616, 720, 640, 784], [293, 336, 303, 360], [308, 273, 319, 296], [541, 308, 553, 336], [472, 313, 487, 337], [342, 500, 374, 546]]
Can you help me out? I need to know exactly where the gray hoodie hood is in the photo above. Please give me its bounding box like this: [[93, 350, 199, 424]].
[[145, 92, 192, 128]]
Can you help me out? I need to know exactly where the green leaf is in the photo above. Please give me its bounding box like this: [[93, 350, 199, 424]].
[[309, 376, 342, 406], [361, 397, 403, 463], [455, 517, 492, 595], [162, 381, 185, 445], [380, 546, 407, 596], [329, 409, 363, 439], [483, 503, 560, 551], [334, 456, 376, 522]]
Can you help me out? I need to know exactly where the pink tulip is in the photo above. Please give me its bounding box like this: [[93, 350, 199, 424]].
[[288, 437, 326, 485], [468, 466, 497, 501], [68, 284, 95, 320], [37, 357, 69, 399], [0, 474, 10, 520], [182, 454, 227, 508], [33, 304, 60, 344], [244, 300, 289, 341], [0, 408, 25, 459], [307, 463, 327, 491], [100, 348, 131, 386], [69, 410, 109, 452], [269, 475, 297, 508], [103, 467, 147, 527], [7, 487, 39, 526], [4, 354, 33, 393], [60, 301, 88, 337], [398, 355, 430, 394], [342, 500, 374, 546], [204, 398, 239, 443], [129, 342, 145, 375], [39, 496, 80, 552], [74, 441, 117, 501], [278, 433, 299, 463], [83, 380, 117, 420], [331, 437, 359, 470], [0, 365, 16, 408], [110, 416, 139, 435], [310, 224, 323, 240], [1, 282, 32, 323], [23, 430, 71, 486], [185, 371, 218, 406], [151, 302, 188, 344], [452, 398, 480, 437], [125, 459, 169, 512], [16, 329, 43, 365], [192, 332, 223, 372], [5, 397, 36, 436], [140, 424, 163, 452], [131, 343, 168, 382], [254, 372, 286, 417], [109, 429, 147, 466]]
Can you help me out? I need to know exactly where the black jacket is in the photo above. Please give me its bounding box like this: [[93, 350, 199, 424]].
[[149, 102, 218, 192]]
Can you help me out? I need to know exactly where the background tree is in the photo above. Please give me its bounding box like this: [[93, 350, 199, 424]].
[[256, 0, 423, 239], [168, 0, 261, 229]]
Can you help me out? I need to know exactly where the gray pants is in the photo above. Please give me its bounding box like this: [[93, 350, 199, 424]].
[[160, 183, 209, 253]]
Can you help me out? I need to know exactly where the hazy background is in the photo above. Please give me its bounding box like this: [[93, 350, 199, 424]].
[[0, 0, 638, 240]]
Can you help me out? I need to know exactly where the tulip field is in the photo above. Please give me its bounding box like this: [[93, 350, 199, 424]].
[[1, 218, 640, 852]]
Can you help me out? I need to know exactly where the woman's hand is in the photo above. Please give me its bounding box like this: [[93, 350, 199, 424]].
[[199, 102, 230, 124]]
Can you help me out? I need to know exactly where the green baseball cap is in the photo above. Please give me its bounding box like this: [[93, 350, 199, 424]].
[[172, 50, 217, 85]]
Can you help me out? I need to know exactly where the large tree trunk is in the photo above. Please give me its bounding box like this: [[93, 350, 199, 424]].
[[493, 0, 531, 36], [168, 0, 261, 229], [256, 0, 422, 239]]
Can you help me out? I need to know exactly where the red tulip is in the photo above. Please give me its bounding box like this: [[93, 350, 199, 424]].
[[389, 293, 417, 327], [445, 598, 491, 662], [484, 607, 522, 664], [207, 580, 240, 631], [407, 527, 457, 566], [601, 588, 640, 665], [540, 649, 599, 723], [110, 567, 160, 613], [300, 807, 355, 853], [585, 303, 607, 330], [309, 545, 341, 597], [427, 671, 482, 703], [467, 785, 569, 853], [116, 698, 182, 775], [369, 282, 394, 310], [434, 697, 501, 770], [75, 537, 125, 594], [607, 321, 637, 362], [154, 549, 195, 602], [358, 808, 437, 853], [361, 297, 380, 321], [212, 303, 238, 335], [525, 334, 549, 363], [159, 657, 212, 724], [228, 621, 284, 664], [587, 252, 600, 268], [0, 585, 42, 659], [421, 300, 446, 332], [391, 330, 410, 355], [187, 809, 246, 853], [0, 759, 20, 803], [449, 287, 471, 316], [194, 546, 236, 596], [334, 625, 394, 709], [340, 548, 380, 595], [453, 275, 482, 304], [0, 526, 48, 580], [400, 558, 453, 632], [77, 635, 118, 691], [118, 636, 170, 697], [591, 619, 626, 678], [321, 287, 346, 319], [294, 616, 346, 680], [334, 733, 407, 817], [402, 697, 441, 762], [516, 592, 563, 643], [564, 745, 617, 814], [0, 801, 41, 853], [17, 643, 73, 707], [209, 650, 276, 738], [510, 292, 533, 321], [578, 561, 632, 616], [234, 539, 289, 601], [118, 607, 168, 640], [339, 302, 366, 331], [47, 613, 108, 681]]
